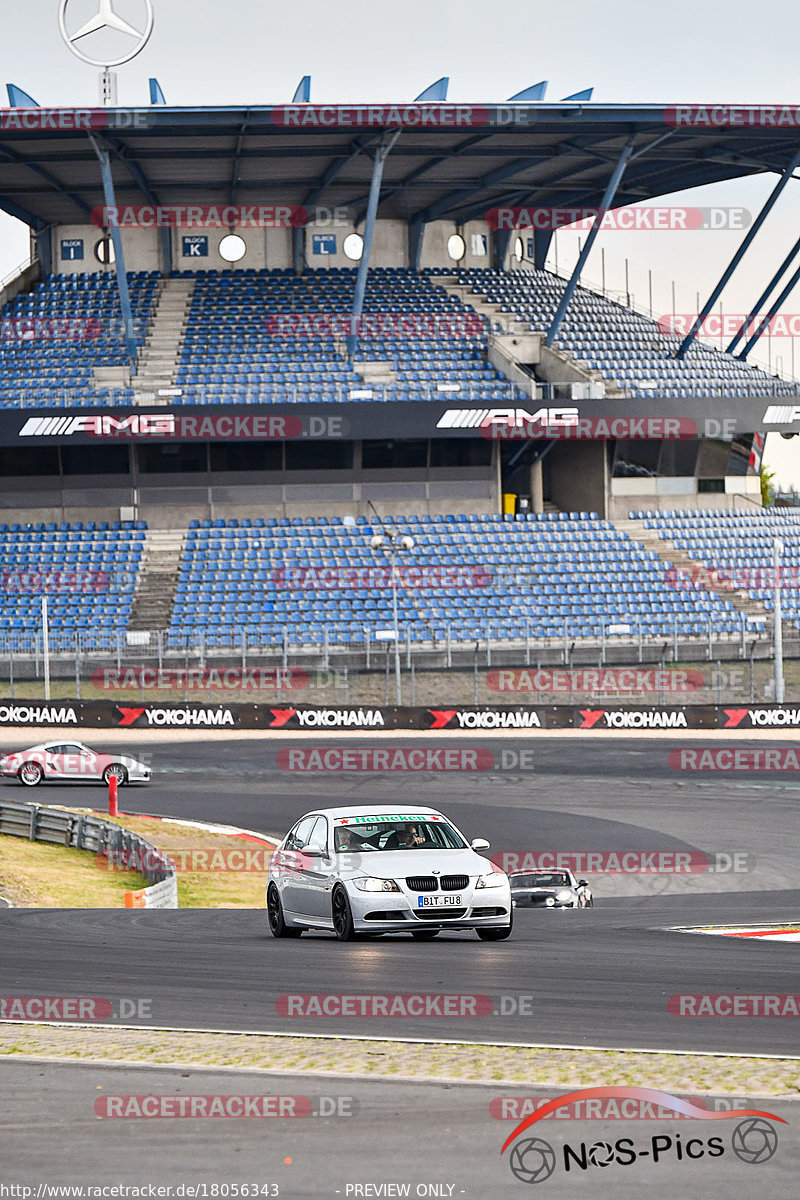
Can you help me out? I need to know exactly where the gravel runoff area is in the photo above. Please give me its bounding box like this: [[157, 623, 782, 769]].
[[1, 1026, 799, 1097]]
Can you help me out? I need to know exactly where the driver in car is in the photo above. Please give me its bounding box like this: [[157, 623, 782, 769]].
[[395, 823, 425, 848], [335, 827, 357, 852]]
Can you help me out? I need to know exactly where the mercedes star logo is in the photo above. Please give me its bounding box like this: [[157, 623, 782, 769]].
[[59, 0, 154, 68]]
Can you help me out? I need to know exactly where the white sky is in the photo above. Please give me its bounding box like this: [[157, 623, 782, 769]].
[[1, 0, 799, 489]]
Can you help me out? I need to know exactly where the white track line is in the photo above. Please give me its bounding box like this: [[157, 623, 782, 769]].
[[0, 1020, 797, 1060]]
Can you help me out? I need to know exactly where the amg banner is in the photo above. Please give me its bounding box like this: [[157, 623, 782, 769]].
[[0, 702, 797, 729], [0, 398, 795, 445]]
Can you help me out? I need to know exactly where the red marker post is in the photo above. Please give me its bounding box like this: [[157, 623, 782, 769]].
[[108, 774, 118, 818]]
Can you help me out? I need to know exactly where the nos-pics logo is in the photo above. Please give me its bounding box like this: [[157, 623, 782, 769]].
[[502, 1087, 783, 1184]]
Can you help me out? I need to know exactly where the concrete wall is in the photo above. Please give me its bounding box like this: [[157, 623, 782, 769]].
[[0, 463, 499, 527], [50, 219, 499, 275], [608, 475, 762, 520], [547, 441, 608, 517]]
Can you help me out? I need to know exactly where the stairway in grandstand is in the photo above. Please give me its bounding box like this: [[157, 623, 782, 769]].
[[617, 515, 770, 623], [132, 276, 195, 401], [620, 509, 800, 631], [455, 266, 800, 400], [436, 272, 613, 397], [127, 528, 186, 631]]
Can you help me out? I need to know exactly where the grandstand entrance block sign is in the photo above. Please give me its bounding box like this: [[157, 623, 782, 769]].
[[312, 234, 337, 255], [182, 236, 208, 258], [60, 239, 84, 261]]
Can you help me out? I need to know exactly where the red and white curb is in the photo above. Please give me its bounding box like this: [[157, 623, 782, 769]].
[[670, 923, 800, 941], [49, 804, 280, 850]]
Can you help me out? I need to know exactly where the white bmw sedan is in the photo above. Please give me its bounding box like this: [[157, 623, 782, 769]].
[[266, 805, 512, 941]]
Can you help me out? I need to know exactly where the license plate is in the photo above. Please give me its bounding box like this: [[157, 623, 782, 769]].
[[418, 895, 461, 907]]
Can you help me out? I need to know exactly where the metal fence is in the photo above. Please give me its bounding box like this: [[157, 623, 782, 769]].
[[1, 619, 798, 707]]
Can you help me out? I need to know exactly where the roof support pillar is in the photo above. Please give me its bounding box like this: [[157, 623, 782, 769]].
[[89, 135, 138, 374], [408, 219, 425, 272], [347, 130, 401, 359], [494, 229, 512, 272], [726, 232, 800, 354], [545, 138, 634, 347], [292, 225, 304, 275], [736, 256, 800, 360], [677, 148, 800, 359], [34, 227, 52, 275], [532, 229, 552, 270]]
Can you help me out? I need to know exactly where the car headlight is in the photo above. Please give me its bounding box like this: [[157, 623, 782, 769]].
[[353, 877, 400, 892], [476, 872, 506, 889], [556, 890, 574, 903]]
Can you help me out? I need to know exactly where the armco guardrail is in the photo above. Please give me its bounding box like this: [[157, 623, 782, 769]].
[[0, 800, 177, 909]]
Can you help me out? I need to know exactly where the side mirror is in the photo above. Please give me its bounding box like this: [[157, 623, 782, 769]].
[[303, 847, 324, 859], [471, 837, 491, 852], [578, 879, 588, 887]]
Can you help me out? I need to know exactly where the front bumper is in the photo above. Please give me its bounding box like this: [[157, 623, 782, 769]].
[[346, 882, 512, 931]]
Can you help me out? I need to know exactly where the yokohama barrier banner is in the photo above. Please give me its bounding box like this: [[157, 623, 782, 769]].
[[0, 702, 799, 730]]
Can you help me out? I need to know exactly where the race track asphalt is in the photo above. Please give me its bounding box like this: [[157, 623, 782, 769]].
[[2, 1060, 796, 1199], [1, 736, 798, 1055]]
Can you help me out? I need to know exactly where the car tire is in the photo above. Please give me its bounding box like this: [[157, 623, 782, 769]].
[[411, 930, 439, 940], [18, 763, 42, 787], [477, 911, 513, 941], [267, 884, 302, 938], [103, 764, 128, 786], [332, 885, 356, 941]]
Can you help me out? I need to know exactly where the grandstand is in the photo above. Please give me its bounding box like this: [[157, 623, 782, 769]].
[[0, 271, 157, 407], [170, 512, 757, 649], [459, 267, 799, 401], [0, 96, 798, 669]]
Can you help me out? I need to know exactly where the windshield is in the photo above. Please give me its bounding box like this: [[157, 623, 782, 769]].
[[333, 816, 467, 852], [511, 872, 572, 889]]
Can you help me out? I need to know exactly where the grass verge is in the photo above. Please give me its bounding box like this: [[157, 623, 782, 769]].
[[0, 836, 147, 907], [97, 810, 271, 908]]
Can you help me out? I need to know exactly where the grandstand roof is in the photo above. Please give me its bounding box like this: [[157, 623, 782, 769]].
[[2, 102, 799, 230]]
